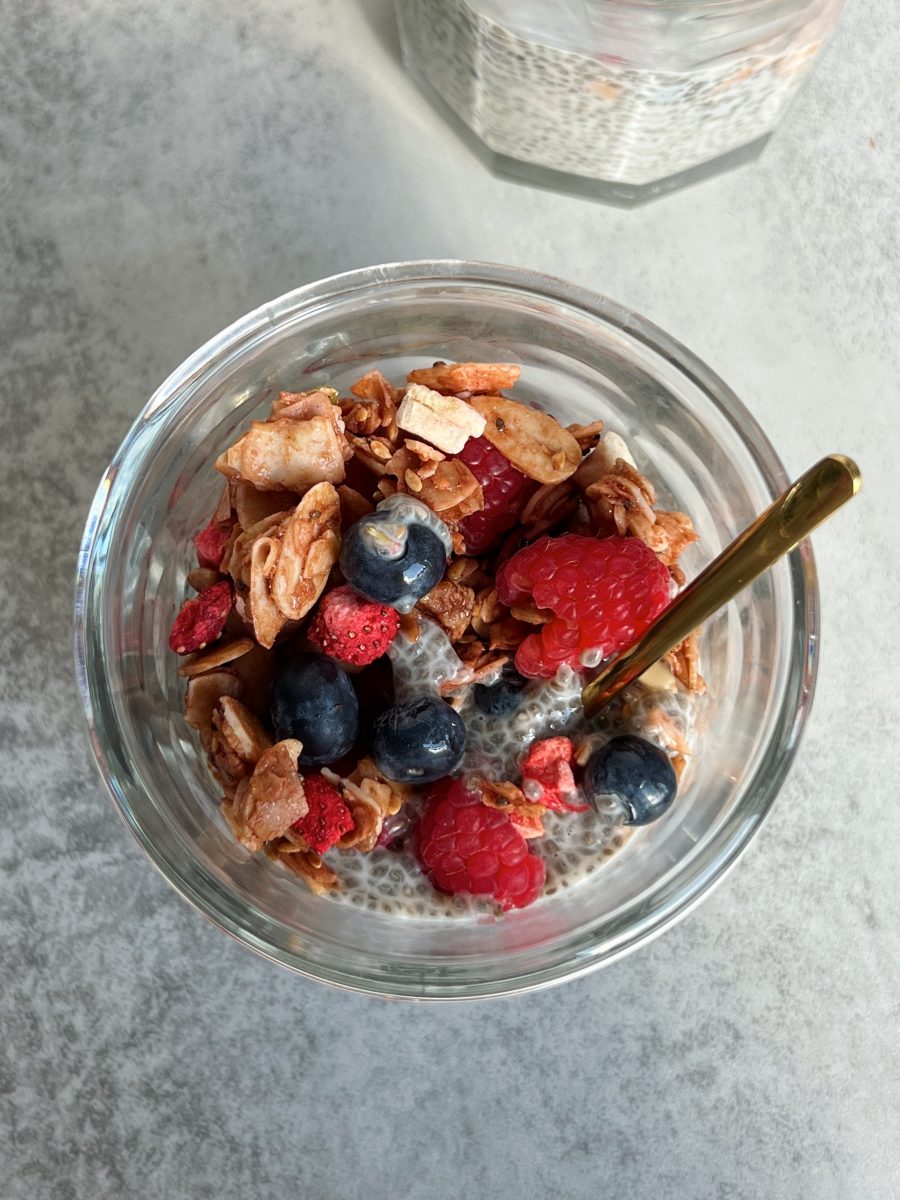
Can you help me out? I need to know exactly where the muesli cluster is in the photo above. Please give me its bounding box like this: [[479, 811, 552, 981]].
[[170, 361, 704, 912]]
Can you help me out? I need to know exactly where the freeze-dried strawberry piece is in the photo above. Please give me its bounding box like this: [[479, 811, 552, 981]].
[[307, 585, 400, 667], [521, 737, 589, 812], [168, 581, 233, 655], [193, 518, 233, 571]]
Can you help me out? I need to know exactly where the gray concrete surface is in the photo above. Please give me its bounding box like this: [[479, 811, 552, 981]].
[[2, 1, 898, 1196]]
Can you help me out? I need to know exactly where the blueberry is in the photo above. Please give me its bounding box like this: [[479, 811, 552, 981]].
[[269, 648, 359, 765], [340, 496, 449, 613], [583, 734, 677, 826], [370, 695, 466, 783], [351, 655, 395, 744], [474, 665, 528, 716]]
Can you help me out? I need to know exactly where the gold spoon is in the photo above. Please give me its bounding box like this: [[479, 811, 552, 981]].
[[581, 453, 861, 718]]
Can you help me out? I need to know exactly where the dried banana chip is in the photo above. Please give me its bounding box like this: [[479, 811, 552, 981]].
[[469, 396, 581, 484]]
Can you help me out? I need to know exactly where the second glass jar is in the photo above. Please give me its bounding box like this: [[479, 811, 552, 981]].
[[395, 0, 846, 204]]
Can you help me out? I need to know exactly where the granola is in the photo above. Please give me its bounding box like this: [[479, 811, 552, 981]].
[[267, 843, 341, 894], [215, 416, 347, 491], [580, 458, 699, 573], [244, 483, 341, 648], [222, 739, 308, 852], [342, 369, 401, 442], [406, 361, 520, 395], [664, 632, 706, 694], [416, 579, 476, 643]]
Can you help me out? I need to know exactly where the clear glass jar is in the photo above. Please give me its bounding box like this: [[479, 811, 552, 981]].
[[395, 0, 845, 203], [74, 262, 817, 999]]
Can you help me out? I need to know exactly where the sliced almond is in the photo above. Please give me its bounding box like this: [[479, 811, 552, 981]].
[[469, 396, 581, 484], [566, 419, 605, 451], [337, 485, 374, 530], [212, 483, 233, 524], [179, 637, 256, 678], [403, 438, 445, 462], [215, 696, 273, 764], [510, 603, 553, 625]]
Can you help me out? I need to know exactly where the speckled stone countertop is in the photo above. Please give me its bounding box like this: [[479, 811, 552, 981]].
[[2, 1, 898, 1196]]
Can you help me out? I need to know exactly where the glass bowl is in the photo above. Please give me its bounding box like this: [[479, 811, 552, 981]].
[[74, 261, 817, 999]]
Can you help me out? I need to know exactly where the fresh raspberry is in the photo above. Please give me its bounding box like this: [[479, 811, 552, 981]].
[[307, 585, 400, 667], [497, 534, 670, 678], [521, 737, 589, 812], [193, 517, 233, 571], [414, 778, 546, 910], [294, 774, 355, 854], [168, 580, 233, 654], [456, 436, 532, 554]]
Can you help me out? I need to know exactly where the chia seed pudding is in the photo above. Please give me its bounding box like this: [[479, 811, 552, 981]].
[[395, 0, 844, 190], [334, 632, 704, 918]]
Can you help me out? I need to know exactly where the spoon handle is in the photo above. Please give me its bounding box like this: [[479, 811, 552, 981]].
[[581, 453, 861, 718]]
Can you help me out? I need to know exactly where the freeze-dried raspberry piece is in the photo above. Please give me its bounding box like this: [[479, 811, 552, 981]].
[[193, 518, 233, 570], [168, 581, 233, 655], [521, 737, 589, 813]]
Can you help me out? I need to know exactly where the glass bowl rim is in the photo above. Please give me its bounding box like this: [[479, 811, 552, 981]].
[[73, 259, 819, 999]]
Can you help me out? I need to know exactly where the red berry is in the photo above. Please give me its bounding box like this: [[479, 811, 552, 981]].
[[414, 778, 546, 911], [294, 774, 355, 854], [521, 737, 589, 812], [168, 580, 233, 654], [456, 436, 532, 554], [307, 585, 400, 667], [193, 517, 233, 571], [497, 534, 670, 678]]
